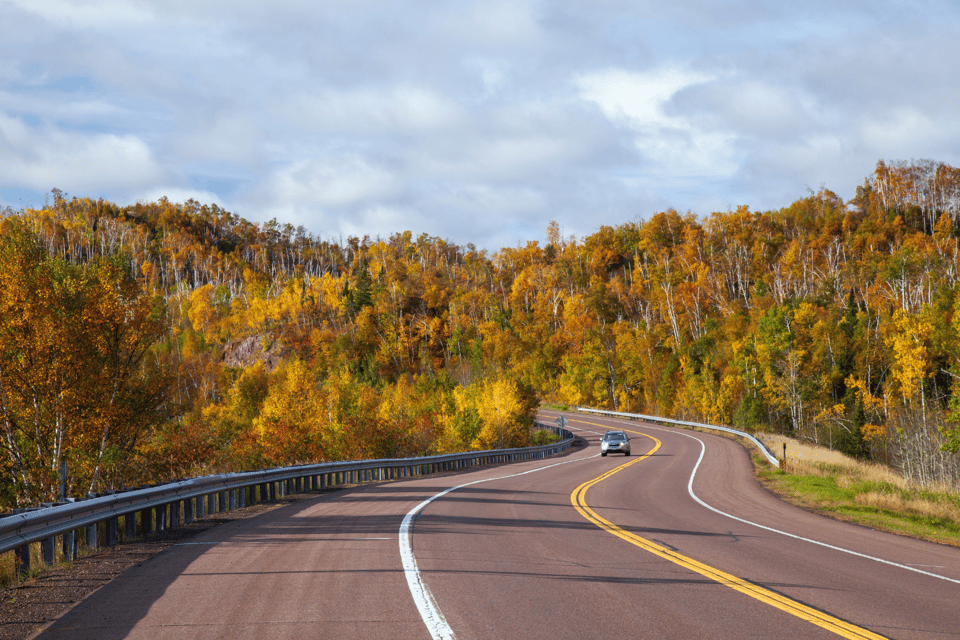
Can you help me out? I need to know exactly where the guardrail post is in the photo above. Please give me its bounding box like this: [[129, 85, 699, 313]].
[[63, 529, 76, 561], [15, 544, 29, 579], [218, 491, 227, 513], [229, 489, 237, 511], [197, 495, 206, 519], [184, 497, 194, 523], [155, 505, 166, 532], [41, 536, 55, 566], [141, 507, 153, 535], [206, 493, 216, 515], [170, 501, 181, 528], [85, 522, 98, 549], [106, 517, 119, 546]]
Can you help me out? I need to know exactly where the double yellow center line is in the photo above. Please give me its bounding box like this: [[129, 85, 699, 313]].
[[570, 426, 886, 640]]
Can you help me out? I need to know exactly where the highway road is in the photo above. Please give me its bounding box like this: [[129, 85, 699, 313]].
[[36, 412, 960, 639]]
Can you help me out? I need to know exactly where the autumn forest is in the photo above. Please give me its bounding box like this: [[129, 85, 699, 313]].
[[3, 159, 960, 508]]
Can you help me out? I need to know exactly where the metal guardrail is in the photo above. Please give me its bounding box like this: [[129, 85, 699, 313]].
[[575, 407, 780, 466], [1, 422, 573, 577]]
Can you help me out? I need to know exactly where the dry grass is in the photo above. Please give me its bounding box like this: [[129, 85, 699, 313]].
[[760, 433, 851, 466], [755, 432, 960, 545], [760, 432, 956, 492]]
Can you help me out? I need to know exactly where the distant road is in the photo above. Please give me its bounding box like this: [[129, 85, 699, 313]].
[[37, 412, 960, 639]]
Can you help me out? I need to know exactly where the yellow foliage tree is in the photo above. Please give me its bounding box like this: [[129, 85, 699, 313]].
[[254, 359, 345, 464], [473, 377, 528, 450], [0, 223, 170, 504]]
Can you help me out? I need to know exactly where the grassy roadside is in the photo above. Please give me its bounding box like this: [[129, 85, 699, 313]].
[[752, 436, 960, 548]]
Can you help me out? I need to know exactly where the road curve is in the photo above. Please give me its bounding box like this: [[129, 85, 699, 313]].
[[35, 412, 960, 639]]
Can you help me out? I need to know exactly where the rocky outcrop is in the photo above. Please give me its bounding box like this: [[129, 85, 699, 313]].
[[221, 335, 282, 371]]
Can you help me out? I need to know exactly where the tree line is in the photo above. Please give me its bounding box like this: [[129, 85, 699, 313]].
[[2, 159, 960, 507]]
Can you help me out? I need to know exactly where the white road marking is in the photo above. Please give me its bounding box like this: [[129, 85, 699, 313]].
[[400, 449, 597, 640]]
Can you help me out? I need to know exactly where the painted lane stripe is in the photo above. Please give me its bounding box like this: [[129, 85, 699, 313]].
[[401, 446, 599, 640], [622, 420, 960, 586], [571, 430, 887, 640]]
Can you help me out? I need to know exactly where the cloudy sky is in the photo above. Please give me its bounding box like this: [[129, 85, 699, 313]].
[[2, 1, 958, 250]]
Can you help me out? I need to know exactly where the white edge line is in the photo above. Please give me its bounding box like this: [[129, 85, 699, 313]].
[[400, 452, 597, 640], [628, 420, 960, 585]]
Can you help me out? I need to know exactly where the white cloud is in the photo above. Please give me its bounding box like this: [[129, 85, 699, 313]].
[[576, 67, 739, 185], [283, 85, 464, 135], [0, 112, 166, 191], [859, 108, 959, 158], [672, 80, 823, 139], [136, 186, 222, 207], [0, 90, 124, 123], [257, 154, 402, 215], [423, 0, 544, 50], [173, 113, 261, 165], [462, 57, 511, 97], [6, 0, 154, 29], [434, 183, 545, 217], [576, 67, 712, 127]]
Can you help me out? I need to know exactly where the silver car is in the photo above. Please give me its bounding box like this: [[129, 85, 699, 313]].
[[600, 430, 630, 456]]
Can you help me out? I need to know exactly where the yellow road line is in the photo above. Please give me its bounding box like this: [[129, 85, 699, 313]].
[[569, 424, 887, 640]]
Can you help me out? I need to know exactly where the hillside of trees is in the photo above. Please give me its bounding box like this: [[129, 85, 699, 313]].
[[2, 159, 960, 508]]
